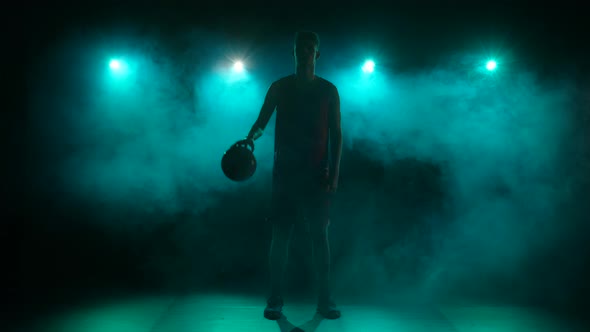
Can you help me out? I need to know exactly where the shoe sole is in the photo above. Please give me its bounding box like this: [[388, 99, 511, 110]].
[[317, 310, 341, 320], [264, 311, 282, 320]]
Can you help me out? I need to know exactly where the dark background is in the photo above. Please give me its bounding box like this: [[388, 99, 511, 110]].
[[13, 0, 590, 324]]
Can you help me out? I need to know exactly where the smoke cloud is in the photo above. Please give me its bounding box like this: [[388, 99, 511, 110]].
[[25, 25, 589, 305]]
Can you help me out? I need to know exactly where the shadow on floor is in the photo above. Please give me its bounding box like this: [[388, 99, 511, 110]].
[[276, 312, 325, 332]]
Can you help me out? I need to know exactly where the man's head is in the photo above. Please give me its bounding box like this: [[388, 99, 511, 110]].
[[293, 31, 320, 68]]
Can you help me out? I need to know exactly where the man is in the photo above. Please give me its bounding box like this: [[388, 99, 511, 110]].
[[245, 31, 342, 320]]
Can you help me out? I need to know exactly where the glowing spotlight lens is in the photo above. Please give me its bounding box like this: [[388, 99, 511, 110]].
[[109, 59, 121, 71], [362, 60, 375, 73], [486, 60, 497, 71], [233, 61, 244, 73]]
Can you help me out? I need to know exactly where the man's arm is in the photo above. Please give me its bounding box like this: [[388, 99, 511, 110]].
[[328, 86, 342, 190], [247, 82, 278, 141]]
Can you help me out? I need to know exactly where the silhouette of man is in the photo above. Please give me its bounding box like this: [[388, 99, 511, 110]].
[[246, 31, 342, 320]]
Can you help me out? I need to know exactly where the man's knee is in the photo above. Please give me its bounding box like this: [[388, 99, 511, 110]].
[[309, 220, 329, 241], [271, 222, 293, 242]]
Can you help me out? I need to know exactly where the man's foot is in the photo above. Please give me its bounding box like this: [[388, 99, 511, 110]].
[[264, 295, 283, 320], [317, 297, 341, 319]]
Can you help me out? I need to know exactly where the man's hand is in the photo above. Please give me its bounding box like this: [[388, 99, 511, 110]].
[[240, 137, 254, 146], [247, 127, 264, 142], [236, 137, 255, 152]]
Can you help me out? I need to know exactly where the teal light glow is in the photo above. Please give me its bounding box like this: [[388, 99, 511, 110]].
[[362, 60, 375, 73], [486, 60, 497, 71]]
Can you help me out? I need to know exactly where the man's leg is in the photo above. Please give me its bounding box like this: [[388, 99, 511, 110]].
[[310, 221, 340, 319], [264, 220, 293, 320], [310, 222, 331, 300], [308, 192, 341, 319], [269, 222, 293, 297]]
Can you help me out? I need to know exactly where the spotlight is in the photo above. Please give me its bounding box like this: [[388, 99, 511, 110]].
[[362, 60, 375, 74], [486, 60, 497, 71], [109, 59, 122, 71], [233, 61, 244, 73], [108, 58, 129, 77]]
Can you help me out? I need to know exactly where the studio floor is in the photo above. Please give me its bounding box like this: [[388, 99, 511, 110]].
[[14, 291, 589, 332]]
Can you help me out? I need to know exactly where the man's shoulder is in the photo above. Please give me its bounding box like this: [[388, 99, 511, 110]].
[[315, 76, 334, 85], [315, 76, 338, 96], [270, 75, 338, 94], [272, 74, 295, 87], [315, 76, 338, 90]]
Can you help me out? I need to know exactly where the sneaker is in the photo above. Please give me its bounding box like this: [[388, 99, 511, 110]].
[[317, 297, 341, 319], [264, 295, 283, 320]]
